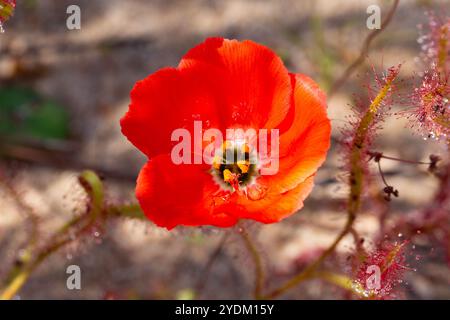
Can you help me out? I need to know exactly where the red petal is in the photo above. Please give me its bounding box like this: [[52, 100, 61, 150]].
[[121, 38, 293, 158], [120, 67, 223, 158], [136, 154, 241, 229], [258, 73, 331, 193], [179, 38, 292, 129], [279, 73, 328, 154], [236, 175, 315, 223]]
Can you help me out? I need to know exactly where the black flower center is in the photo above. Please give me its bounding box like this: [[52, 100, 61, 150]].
[[211, 140, 258, 190]]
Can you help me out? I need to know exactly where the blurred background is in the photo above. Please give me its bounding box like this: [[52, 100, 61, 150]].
[[0, 0, 449, 299]]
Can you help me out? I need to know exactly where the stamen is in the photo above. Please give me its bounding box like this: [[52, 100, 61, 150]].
[[210, 140, 258, 191], [237, 160, 249, 173], [223, 169, 234, 182]]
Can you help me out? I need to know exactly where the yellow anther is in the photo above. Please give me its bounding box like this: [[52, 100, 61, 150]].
[[237, 160, 249, 173], [241, 144, 250, 154], [222, 140, 235, 151], [212, 155, 221, 170], [223, 169, 233, 182]]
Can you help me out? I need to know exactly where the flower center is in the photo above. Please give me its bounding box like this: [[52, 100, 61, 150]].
[[211, 140, 258, 191]]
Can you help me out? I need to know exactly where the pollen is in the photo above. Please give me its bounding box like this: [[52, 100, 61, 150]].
[[237, 160, 249, 173], [241, 144, 250, 154], [223, 169, 234, 182], [212, 155, 221, 170]]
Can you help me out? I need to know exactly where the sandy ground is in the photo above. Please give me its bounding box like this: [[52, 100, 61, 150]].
[[0, 0, 449, 299]]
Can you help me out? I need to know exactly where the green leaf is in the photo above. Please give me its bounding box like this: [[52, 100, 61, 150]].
[[0, 87, 69, 140]]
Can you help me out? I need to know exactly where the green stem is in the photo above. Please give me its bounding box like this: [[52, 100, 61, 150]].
[[0, 171, 105, 299], [1, 222, 84, 300], [107, 203, 145, 219], [78, 170, 104, 221], [437, 23, 448, 75], [263, 216, 354, 299], [313, 271, 366, 297]]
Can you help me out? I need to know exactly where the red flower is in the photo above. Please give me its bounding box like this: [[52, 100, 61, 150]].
[[121, 38, 330, 229]]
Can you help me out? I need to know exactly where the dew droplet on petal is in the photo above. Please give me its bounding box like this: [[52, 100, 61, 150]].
[[246, 183, 268, 201]]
